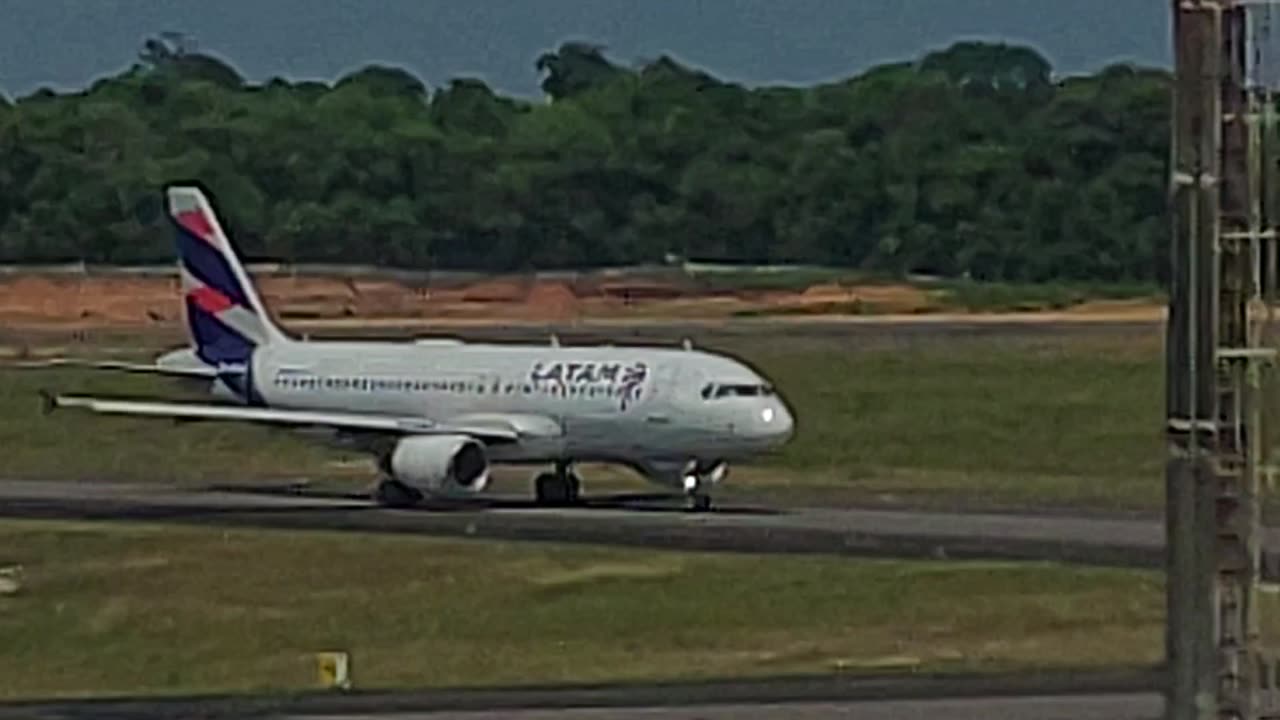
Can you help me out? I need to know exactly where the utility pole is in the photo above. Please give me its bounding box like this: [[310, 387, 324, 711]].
[[1168, 1, 1280, 719]]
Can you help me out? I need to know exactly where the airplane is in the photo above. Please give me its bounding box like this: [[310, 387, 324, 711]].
[[33, 184, 796, 511]]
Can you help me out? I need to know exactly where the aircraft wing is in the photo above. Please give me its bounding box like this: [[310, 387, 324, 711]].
[[43, 392, 529, 443], [13, 358, 219, 379]]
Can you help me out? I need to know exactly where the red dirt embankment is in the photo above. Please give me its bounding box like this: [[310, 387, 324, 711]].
[[0, 272, 1162, 330], [0, 276, 180, 324], [0, 273, 596, 327]]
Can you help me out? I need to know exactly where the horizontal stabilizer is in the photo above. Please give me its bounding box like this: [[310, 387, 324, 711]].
[[10, 358, 218, 379]]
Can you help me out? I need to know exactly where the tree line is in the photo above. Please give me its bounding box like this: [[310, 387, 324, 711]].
[[0, 37, 1170, 283]]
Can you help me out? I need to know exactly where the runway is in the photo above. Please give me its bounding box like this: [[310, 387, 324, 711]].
[[0, 669, 1163, 720], [3, 477, 1277, 575], [264, 696, 1160, 720], [1, 694, 1163, 719]]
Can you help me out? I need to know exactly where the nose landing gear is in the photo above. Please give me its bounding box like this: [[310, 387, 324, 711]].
[[687, 491, 713, 513], [681, 463, 724, 513], [681, 459, 728, 513]]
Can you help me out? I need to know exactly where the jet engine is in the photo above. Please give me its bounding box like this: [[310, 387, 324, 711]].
[[383, 435, 490, 496]]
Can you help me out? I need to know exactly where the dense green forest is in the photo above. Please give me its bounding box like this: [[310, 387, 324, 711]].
[[0, 38, 1169, 282]]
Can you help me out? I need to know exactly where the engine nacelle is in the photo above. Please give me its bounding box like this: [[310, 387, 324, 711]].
[[385, 435, 490, 496]]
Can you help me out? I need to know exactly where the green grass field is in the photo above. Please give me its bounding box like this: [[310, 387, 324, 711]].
[[682, 264, 1161, 310], [0, 334, 1185, 700], [736, 333, 1164, 510], [0, 331, 1168, 509], [0, 519, 1163, 699], [0, 368, 346, 484], [923, 280, 1161, 313]]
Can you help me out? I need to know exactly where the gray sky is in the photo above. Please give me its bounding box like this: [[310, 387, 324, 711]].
[[0, 0, 1169, 99]]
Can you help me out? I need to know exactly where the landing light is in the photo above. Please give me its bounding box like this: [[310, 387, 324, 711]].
[[761, 407, 775, 423]]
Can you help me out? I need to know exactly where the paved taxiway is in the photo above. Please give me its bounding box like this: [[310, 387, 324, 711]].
[[288, 697, 1159, 720], [0, 670, 1162, 720], [2, 477, 1277, 575], [3, 695, 1162, 720]]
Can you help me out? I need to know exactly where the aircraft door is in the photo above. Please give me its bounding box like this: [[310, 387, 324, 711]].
[[637, 361, 684, 448], [639, 361, 677, 415]]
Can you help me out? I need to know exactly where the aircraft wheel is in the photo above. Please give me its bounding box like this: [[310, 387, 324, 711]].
[[374, 478, 423, 508], [535, 471, 579, 506], [555, 461, 583, 504], [565, 471, 583, 503], [688, 493, 713, 513]]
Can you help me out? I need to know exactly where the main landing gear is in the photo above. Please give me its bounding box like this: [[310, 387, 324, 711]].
[[534, 462, 582, 506], [374, 477, 423, 508]]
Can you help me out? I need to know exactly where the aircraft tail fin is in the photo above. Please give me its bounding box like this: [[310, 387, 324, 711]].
[[166, 184, 288, 367]]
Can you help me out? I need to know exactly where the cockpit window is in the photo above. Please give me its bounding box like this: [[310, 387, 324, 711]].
[[701, 383, 775, 399]]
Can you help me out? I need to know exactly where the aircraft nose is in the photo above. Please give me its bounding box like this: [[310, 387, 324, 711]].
[[756, 401, 794, 443], [775, 403, 795, 441]]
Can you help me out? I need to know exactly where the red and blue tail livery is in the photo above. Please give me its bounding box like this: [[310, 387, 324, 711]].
[[166, 184, 285, 368]]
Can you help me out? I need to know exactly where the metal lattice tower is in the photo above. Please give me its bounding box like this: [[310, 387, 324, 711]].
[[1168, 2, 1280, 719]]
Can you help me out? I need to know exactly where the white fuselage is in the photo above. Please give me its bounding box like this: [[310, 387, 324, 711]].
[[235, 339, 794, 480], [52, 183, 796, 502]]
